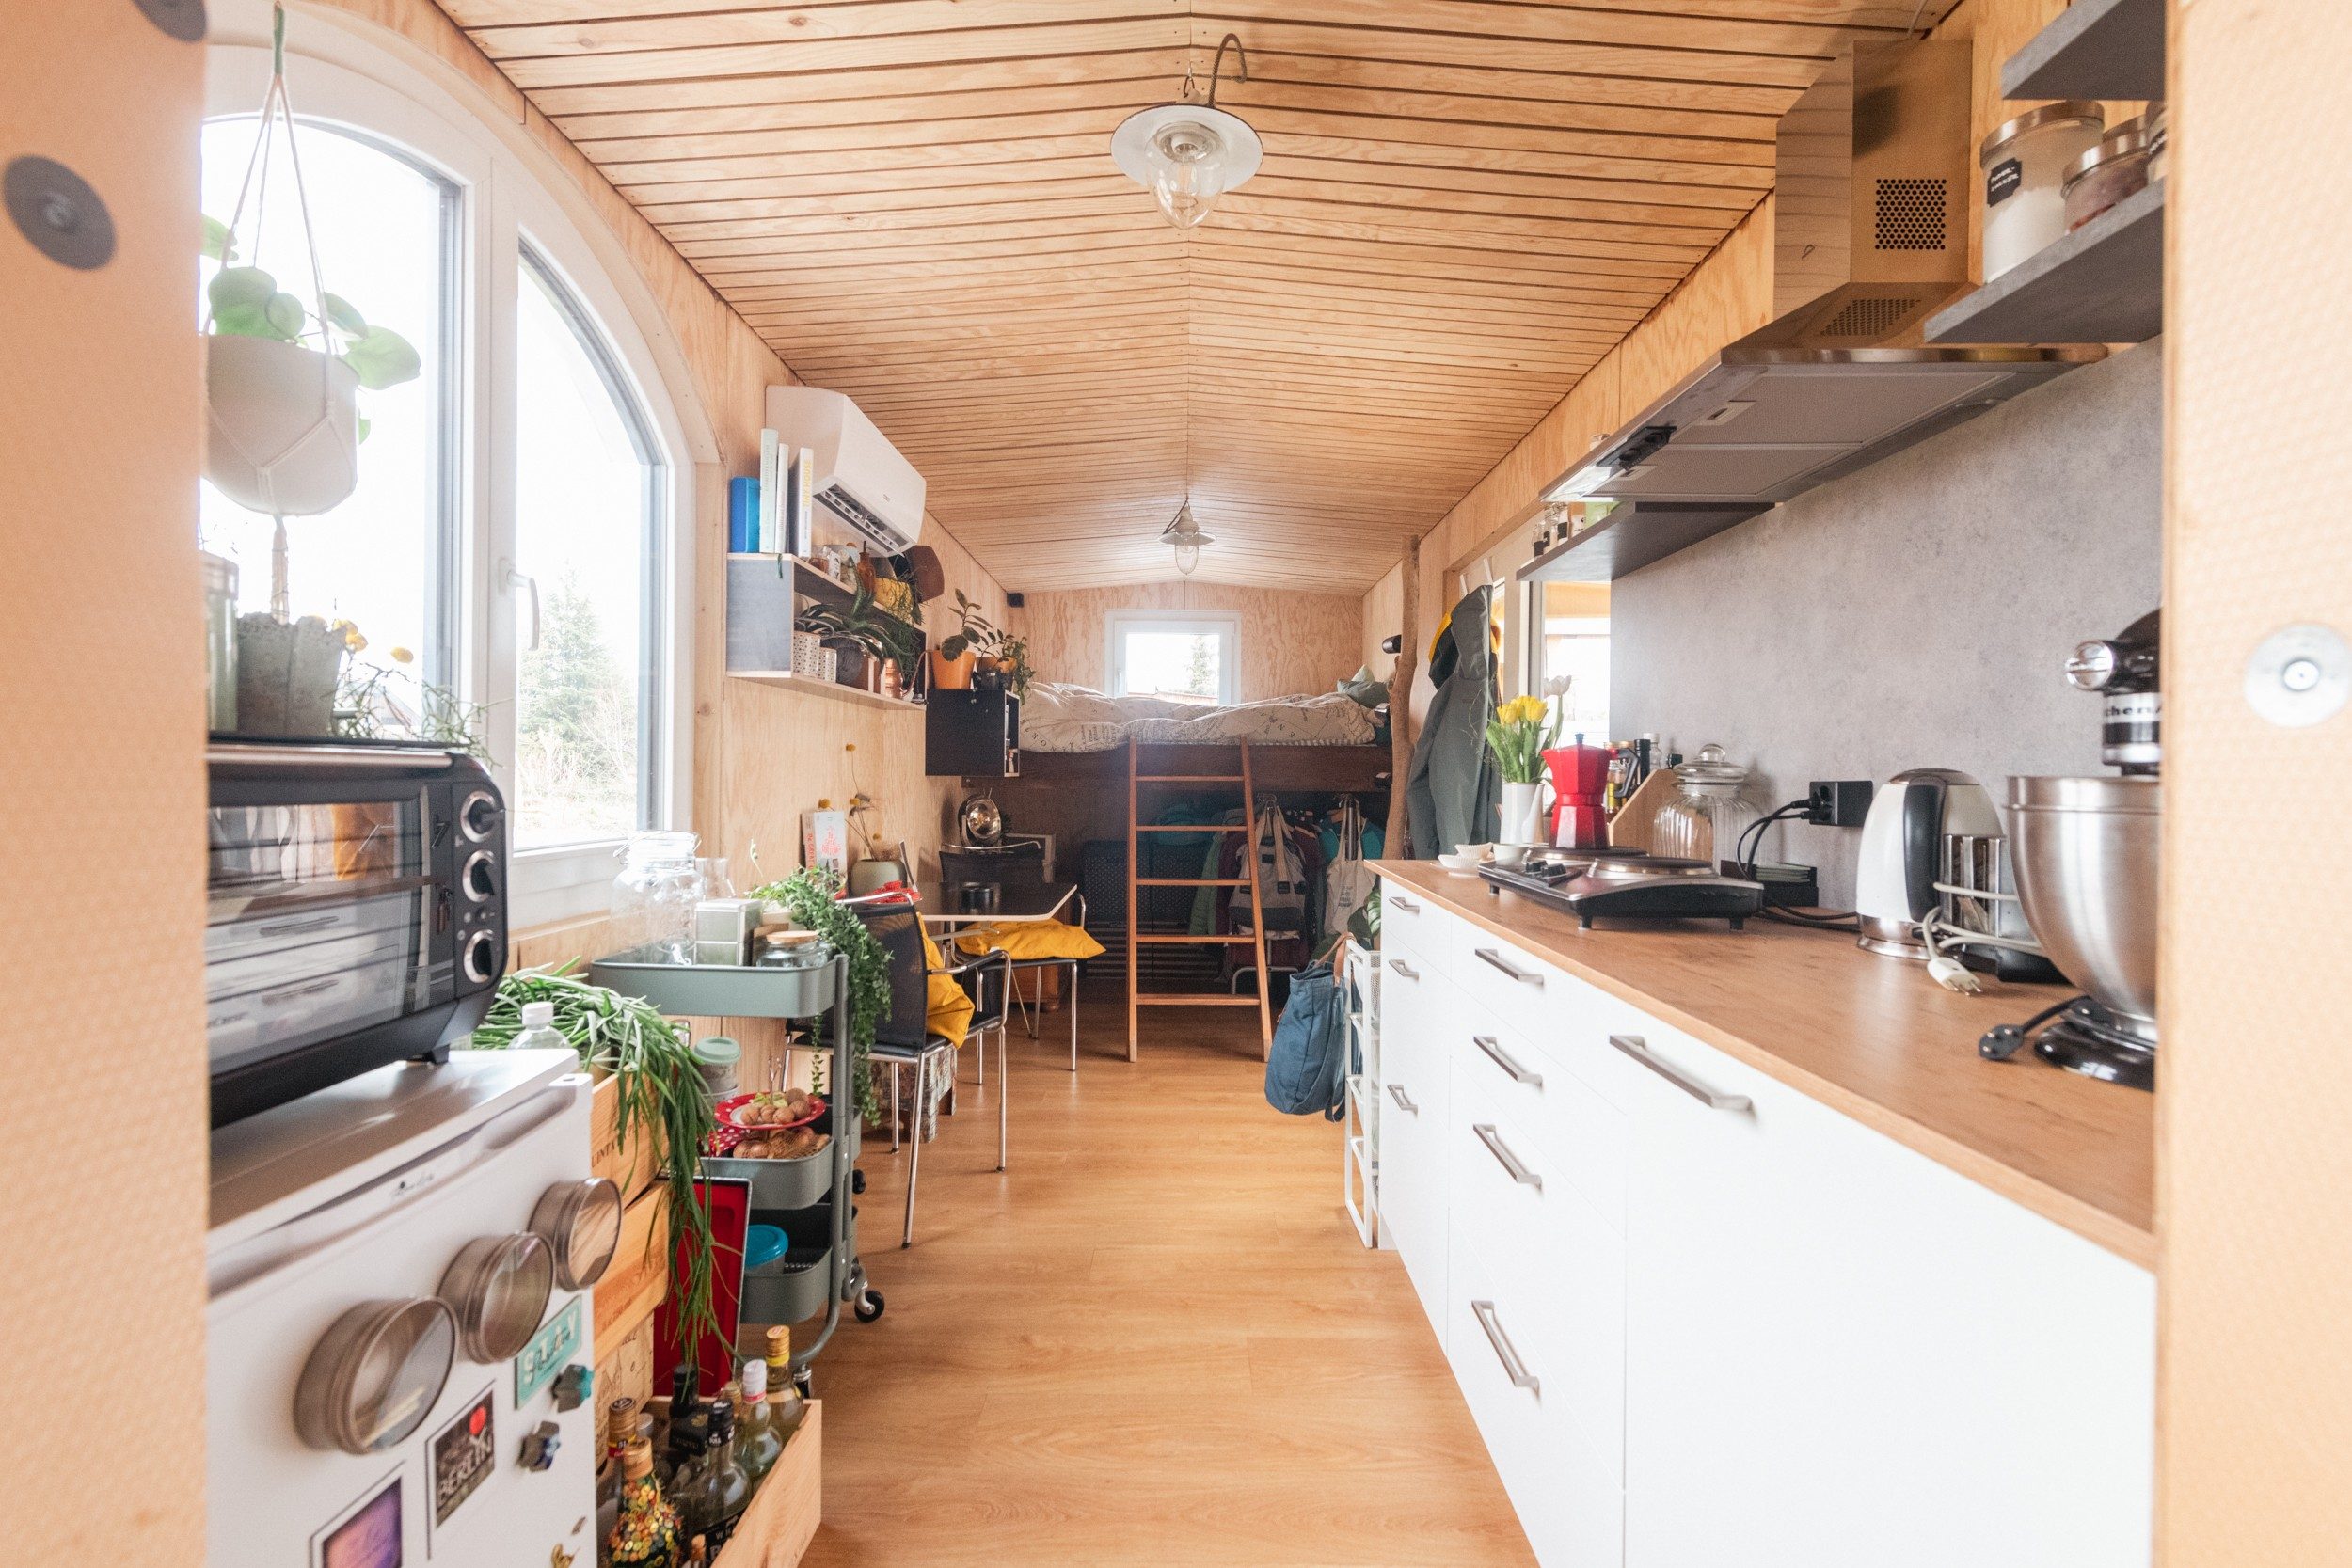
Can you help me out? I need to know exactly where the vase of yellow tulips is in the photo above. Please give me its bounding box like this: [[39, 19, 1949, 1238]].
[[1486, 692, 1563, 845]]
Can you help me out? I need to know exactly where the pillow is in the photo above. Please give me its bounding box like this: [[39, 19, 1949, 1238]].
[[919, 931, 976, 1044], [1336, 667, 1389, 709], [954, 919, 1105, 963]]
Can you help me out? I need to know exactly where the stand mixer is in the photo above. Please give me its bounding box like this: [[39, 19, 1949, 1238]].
[[1984, 610, 2161, 1089]]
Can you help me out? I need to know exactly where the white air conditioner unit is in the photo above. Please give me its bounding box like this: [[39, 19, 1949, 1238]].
[[764, 385, 926, 556]]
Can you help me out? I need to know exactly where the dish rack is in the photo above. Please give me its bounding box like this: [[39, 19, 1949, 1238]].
[[586, 947, 882, 1368], [1342, 939, 1381, 1247]]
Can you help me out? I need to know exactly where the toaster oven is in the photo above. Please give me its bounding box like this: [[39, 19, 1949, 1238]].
[[207, 741, 508, 1126]]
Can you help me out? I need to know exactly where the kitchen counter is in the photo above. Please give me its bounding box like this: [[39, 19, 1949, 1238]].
[[1375, 860, 2154, 1267]]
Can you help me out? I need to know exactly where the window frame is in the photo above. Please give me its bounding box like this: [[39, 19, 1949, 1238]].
[[1104, 610, 1243, 705], [204, 21, 707, 927]]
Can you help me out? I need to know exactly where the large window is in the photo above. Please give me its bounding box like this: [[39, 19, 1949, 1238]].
[[201, 17, 699, 924], [1534, 582, 1612, 742], [1107, 611, 1240, 705], [513, 247, 663, 848]]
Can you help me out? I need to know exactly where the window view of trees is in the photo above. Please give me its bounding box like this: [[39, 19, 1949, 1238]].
[[1123, 629, 1225, 704], [516, 569, 638, 842]]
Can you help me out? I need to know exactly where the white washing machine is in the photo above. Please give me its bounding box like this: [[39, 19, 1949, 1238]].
[[208, 1050, 618, 1566]]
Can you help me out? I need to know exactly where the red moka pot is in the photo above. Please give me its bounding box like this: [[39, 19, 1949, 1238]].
[[1543, 744, 1613, 848]]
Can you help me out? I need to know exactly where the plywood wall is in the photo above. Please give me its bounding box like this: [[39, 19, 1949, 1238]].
[[0, 7, 209, 1560], [1008, 583, 1366, 701], [2162, 1, 2352, 1559]]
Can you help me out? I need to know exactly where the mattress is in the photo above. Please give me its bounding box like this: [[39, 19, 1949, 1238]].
[[1018, 682, 1377, 752]]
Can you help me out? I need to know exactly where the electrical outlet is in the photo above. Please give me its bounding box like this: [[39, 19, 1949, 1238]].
[[1807, 780, 1874, 827]]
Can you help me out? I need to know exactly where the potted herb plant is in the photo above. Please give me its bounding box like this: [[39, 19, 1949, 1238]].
[[931, 589, 995, 691]]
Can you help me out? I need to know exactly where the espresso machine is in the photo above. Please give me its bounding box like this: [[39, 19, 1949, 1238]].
[[1984, 610, 2161, 1089]]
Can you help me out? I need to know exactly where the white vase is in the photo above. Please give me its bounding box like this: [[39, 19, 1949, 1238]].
[[1499, 781, 1544, 846], [205, 334, 359, 516]]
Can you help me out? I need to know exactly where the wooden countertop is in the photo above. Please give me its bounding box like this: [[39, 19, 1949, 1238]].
[[1375, 862, 2155, 1268]]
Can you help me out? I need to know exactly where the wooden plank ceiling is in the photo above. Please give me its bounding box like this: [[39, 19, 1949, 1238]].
[[445, 0, 1936, 593]]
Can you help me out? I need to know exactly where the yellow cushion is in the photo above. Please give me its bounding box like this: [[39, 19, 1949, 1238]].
[[920, 932, 976, 1044], [953, 919, 1104, 963]]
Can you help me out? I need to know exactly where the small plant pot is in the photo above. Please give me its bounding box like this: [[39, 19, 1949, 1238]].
[[825, 639, 869, 689], [234, 613, 346, 736], [929, 649, 976, 690], [204, 334, 360, 516]]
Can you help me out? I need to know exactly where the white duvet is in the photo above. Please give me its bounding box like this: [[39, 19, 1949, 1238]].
[[1018, 682, 1377, 752]]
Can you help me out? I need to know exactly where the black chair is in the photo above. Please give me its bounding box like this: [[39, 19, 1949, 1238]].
[[856, 907, 1011, 1247]]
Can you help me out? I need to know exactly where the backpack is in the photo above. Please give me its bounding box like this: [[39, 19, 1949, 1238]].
[[1263, 957, 1352, 1120]]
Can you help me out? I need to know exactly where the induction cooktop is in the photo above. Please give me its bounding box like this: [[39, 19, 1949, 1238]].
[[1478, 851, 1766, 930]]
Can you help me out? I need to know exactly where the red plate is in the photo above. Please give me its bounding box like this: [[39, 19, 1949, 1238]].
[[713, 1090, 827, 1133]]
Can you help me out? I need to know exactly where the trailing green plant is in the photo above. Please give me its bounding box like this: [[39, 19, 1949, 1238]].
[[996, 633, 1035, 698], [747, 865, 885, 1125], [937, 588, 1000, 661], [469, 965, 723, 1348], [336, 655, 492, 759]]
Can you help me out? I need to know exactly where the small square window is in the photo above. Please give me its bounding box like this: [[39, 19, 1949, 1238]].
[[1106, 611, 1240, 706]]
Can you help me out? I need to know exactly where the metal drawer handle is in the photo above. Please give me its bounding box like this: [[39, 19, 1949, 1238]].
[[1387, 958, 1421, 980], [1385, 1083, 1420, 1115], [1471, 1035, 1542, 1087], [1390, 894, 1421, 912], [1608, 1034, 1752, 1112], [1474, 947, 1544, 986], [1472, 1123, 1541, 1189], [1471, 1300, 1541, 1394]]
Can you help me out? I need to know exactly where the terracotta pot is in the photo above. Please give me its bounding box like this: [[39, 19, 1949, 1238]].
[[929, 649, 976, 690], [204, 334, 359, 515]]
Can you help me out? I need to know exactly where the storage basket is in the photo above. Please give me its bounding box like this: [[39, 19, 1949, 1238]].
[[791, 630, 836, 682]]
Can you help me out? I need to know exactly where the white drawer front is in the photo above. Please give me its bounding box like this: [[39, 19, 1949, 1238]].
[[1448, 992, 1630, 1235], [1377, 875, 1440, 958], [1448, 1230, 1626, 1568], [1376, 947, 1452, 1333], [1450, 1063, 1627, 1481]]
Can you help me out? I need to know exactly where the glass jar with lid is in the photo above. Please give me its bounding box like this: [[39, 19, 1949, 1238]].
[[2062, 124, 2154, 232], [1653, 744, 1758, 873], [612, 831, 705, 960]]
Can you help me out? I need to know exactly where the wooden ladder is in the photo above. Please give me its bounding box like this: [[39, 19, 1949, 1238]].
[[1125, 738, 1276, 1061]]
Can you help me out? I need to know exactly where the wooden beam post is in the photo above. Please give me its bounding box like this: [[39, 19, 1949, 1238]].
[[1386, 539, 1420, 857]]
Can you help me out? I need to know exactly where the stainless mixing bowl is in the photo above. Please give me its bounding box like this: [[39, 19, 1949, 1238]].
[[2003, 776, 2160, 1043]]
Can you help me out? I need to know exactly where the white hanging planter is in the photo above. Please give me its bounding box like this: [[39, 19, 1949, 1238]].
[[204, 333, 359, 516]]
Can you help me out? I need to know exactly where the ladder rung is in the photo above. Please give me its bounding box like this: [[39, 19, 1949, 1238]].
[[1136, 878, 1251, 886], [1134, 824, 1247, 832], [1134, 933, 1259, 944], [1136, 773, 1245, 783], [1135, 994, 1264, 1006]]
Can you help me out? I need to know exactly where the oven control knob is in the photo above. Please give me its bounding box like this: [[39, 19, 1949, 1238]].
[[462, 929, 501, 986], [459, 788, 501, 843], [551, 1364, 593, 1413], [462, 848, 499, 904], [518, 1420, 563, 1472]]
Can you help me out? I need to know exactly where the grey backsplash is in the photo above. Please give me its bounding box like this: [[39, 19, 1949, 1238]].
[[1611, 338, 2163, 909]]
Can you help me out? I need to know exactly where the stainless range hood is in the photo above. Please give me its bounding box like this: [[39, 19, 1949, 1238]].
[[1530, 41, 2102, 581]]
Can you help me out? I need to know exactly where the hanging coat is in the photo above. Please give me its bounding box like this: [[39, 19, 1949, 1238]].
[[1405, 584, 1501, 859]]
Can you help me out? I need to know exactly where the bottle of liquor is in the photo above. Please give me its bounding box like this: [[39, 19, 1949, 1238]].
[[656, 1363, 700, 1493], [706, 1395, 752, 1533], [763, 1325, 808, 1444], [607, 1435, 682, 1568], [735, 1358, 782, 1487], [667, 1408, 719, 1543], [596, 1398, 640, 1560]]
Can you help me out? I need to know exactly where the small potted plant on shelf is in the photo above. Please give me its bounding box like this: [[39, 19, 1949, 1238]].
[[931, 589, 995, 692], [996, 634, 1035, 701]]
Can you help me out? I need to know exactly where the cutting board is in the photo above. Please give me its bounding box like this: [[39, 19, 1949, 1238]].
[[1606, 766, 1685, 854]]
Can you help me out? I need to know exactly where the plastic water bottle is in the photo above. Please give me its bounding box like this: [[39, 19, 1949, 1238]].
[[512, 1000, 568, 1054]]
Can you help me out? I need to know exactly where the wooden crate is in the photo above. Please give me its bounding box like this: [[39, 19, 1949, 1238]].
[[716, 1402, 822, 1567], [595, 1182, 670, 1351], [589, 1071, 662, 1204]]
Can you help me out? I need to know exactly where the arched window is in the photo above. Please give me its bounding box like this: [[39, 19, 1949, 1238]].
[[201, 8, 707, 925]]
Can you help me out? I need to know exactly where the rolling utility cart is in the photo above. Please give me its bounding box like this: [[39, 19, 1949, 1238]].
[[589, 948, 882, 1374]]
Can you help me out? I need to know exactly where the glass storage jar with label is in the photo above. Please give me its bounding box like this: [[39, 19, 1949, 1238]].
[[1979, 103, 2104, 278], [613, 832, 706, 960]]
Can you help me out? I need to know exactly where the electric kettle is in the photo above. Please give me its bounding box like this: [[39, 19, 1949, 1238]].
[[1855, 768, 2000, 958]]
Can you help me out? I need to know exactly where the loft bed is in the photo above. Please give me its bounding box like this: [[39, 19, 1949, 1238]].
[[1010, 683, 1391, 793]]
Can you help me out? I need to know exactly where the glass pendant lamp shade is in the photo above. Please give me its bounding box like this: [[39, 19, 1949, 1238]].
[[1112, 103, 1263, 230], [1161, 499, 1213, 575]]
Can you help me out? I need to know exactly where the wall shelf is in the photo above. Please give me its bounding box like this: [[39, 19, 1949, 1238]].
[[2001, 0, 2166, 102], [727, 668, 923, 713], [1925, 179, 2164, 346]]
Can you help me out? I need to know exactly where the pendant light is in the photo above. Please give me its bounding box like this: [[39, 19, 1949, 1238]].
[[1112, 35, 1262, 230], [1162, 499, 1214, 576]]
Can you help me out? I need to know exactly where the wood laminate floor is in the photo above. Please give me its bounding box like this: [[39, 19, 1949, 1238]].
[[797, 984, 1534, 1568]]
